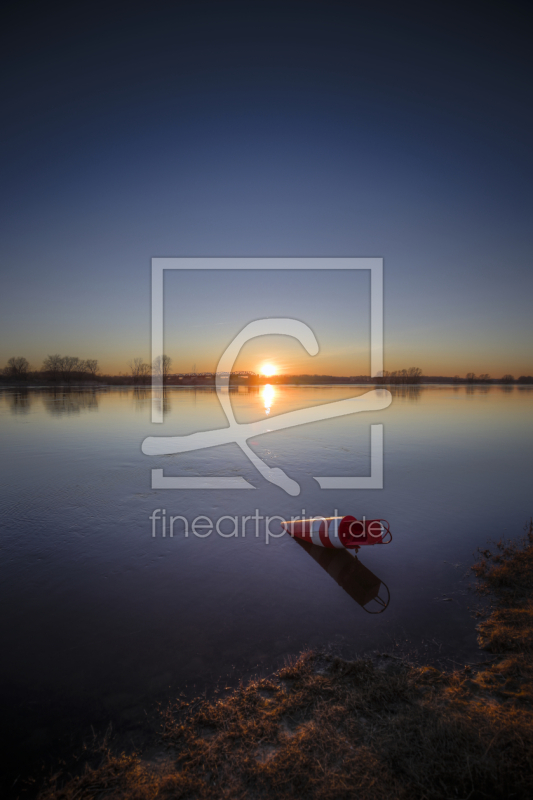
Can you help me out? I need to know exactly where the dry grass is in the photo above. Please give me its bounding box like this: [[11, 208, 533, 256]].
[[470, 519, 533, 707], [39, 522, 533, 800]]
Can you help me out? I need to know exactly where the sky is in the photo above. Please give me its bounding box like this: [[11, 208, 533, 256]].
[[1, 0, 532, 377]]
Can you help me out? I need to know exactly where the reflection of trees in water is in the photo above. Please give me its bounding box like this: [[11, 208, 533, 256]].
[[466, 384, 492, 395], [132, 387, 172, 415], [9, 389, 32, 414], [42, 389, 100, 416], [150, 388, 172, 417], [388, 385, 421, 401], [138, 386, 253, 415], [500, 385, 514, 393], [132, 387, 152, 411]]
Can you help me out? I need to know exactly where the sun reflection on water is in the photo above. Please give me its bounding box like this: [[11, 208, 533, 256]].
[[262, 384, 275, 415]]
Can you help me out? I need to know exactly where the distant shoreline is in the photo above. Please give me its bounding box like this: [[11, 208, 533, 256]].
[[1, 377, 532, 388]]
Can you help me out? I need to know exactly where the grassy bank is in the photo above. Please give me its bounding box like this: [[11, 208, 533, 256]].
[[39, 523, 533, 800]]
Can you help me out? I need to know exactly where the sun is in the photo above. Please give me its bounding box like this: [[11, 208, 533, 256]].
[[260, 363, 277, 377]]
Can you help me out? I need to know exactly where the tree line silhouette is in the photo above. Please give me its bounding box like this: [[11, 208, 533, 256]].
[[0, 354, 171, 384], [376, 367, 423, 384], [1, 355, 533, 384], [2, 355, 100, 383], [128, 355, 172, 384]]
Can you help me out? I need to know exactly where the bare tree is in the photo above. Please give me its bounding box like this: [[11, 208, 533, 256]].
[[128, 358, 139, 383], [128, 357, 146, 384], [3, 356, 30, 379], [83, 359, 99, 378], [378, 367, 422, 384], [42, 354, 63, 381], [41, 355, 94, 383], [128, 358, 151, 384], [466, 373, 476, 383], [406, 367, 422, 383], [478, 373, 491, 382], [139, 362, 151, 384], [152, 355, 172, 384], [501, 374, 514, 384], [61, 356, 81, 382]]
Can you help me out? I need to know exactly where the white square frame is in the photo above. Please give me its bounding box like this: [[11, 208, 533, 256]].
[[149, 257, 385, 490]]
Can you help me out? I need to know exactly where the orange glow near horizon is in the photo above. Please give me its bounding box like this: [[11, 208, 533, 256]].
[[260, 363, 277, 377]]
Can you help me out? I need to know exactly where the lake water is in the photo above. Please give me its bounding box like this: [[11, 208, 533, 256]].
[[1, 384, 532, 788]]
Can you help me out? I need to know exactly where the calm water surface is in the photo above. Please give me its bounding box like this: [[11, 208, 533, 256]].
[[0, 385, 531, 785]]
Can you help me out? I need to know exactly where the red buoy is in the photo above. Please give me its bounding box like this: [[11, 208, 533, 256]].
[[281, 516, 391, 549]]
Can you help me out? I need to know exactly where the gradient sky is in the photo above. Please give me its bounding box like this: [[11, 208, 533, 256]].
[[1, 1, 532, 377]]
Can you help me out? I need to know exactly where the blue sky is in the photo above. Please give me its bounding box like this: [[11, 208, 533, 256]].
[[1, 1, 532, 376]]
